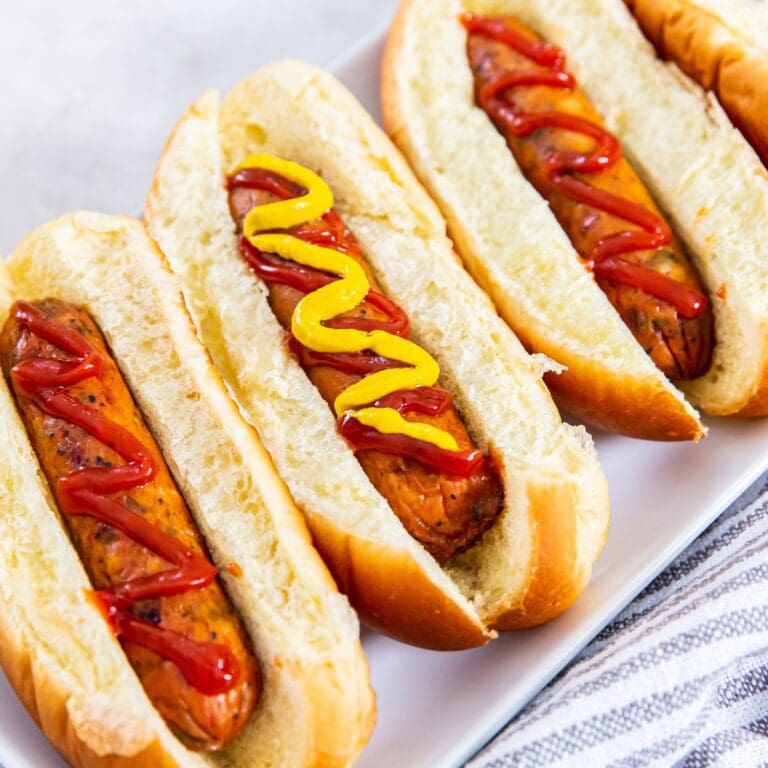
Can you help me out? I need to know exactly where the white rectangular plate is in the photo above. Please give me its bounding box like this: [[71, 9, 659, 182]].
[[2, 27, 768, 768]]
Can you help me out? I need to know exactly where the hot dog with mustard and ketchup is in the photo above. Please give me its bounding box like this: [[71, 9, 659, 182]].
[[0, 213, 373, 768], [227, 158, 503, 563], [146, 62, 609, 648], [383, 0, 768, 436]]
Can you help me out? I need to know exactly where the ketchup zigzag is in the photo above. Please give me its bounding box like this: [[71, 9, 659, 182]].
[[10, 301, 239, 695], [462, 13, 708, 320]]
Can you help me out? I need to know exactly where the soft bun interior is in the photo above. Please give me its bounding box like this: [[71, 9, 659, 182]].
[[623, 0, 768, 202]]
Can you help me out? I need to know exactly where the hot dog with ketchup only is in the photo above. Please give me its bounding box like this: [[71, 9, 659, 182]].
[[462, 12, 714, 383], [382, 0, 768, 436], [1, 297, 260, 752], [146, 62, 609, 648], [0, 213, 373, 768]]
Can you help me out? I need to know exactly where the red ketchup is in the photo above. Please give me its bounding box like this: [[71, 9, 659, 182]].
[[10, 301, 239, 696], [461, 13, 708, 320], [229, 168, 485, 477]]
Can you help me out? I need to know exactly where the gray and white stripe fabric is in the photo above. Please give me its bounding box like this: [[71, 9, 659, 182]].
[[467, 473, 768, 768]]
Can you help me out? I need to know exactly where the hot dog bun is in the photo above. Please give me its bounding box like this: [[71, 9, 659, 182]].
[[145, 62, 609, 647], [382, 0, 768, 431], [0, 213, 374, 768], [623, 0, 768, 166]]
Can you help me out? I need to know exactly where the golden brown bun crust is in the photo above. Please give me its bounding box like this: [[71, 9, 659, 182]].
[[381, 0, 705, 440], [544, 368, 703, 441], [309, 517, 493, 650], [492, 477, 580, 629], [624, 0, 768, 165], [731, 356, 768, 417]]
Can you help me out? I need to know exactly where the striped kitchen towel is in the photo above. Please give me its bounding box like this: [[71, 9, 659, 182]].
[[467, 472, 768, 768]]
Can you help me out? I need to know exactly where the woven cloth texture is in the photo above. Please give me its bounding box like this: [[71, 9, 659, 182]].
[[468, 473, 768, 768]]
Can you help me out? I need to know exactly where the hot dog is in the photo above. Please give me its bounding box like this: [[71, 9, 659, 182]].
[[382, 0, 768, 434], [623, 0, 768, 167], [146, 63, 609, 648], [1, 298, 259, 751], [0, 214, 374, 768], [227, 168, 503, 562], [464, 14, 714, 382]]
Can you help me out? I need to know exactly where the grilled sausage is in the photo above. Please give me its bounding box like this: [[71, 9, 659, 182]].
[[229, 183, 504, 563], [0, 299, 260, 751], [467, 17, 714, 380]]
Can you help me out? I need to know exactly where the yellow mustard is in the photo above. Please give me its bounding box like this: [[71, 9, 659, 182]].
[[235, 153, 459, 452]]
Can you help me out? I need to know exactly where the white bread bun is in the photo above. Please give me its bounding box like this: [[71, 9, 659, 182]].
[[145, 62, 609, 646], [382, 0, 768, 427], [0, 214, 374, 768], [624, 0, 768, 166]]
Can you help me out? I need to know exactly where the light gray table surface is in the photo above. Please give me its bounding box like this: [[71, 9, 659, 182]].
[[0, 0, 398, 253]]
